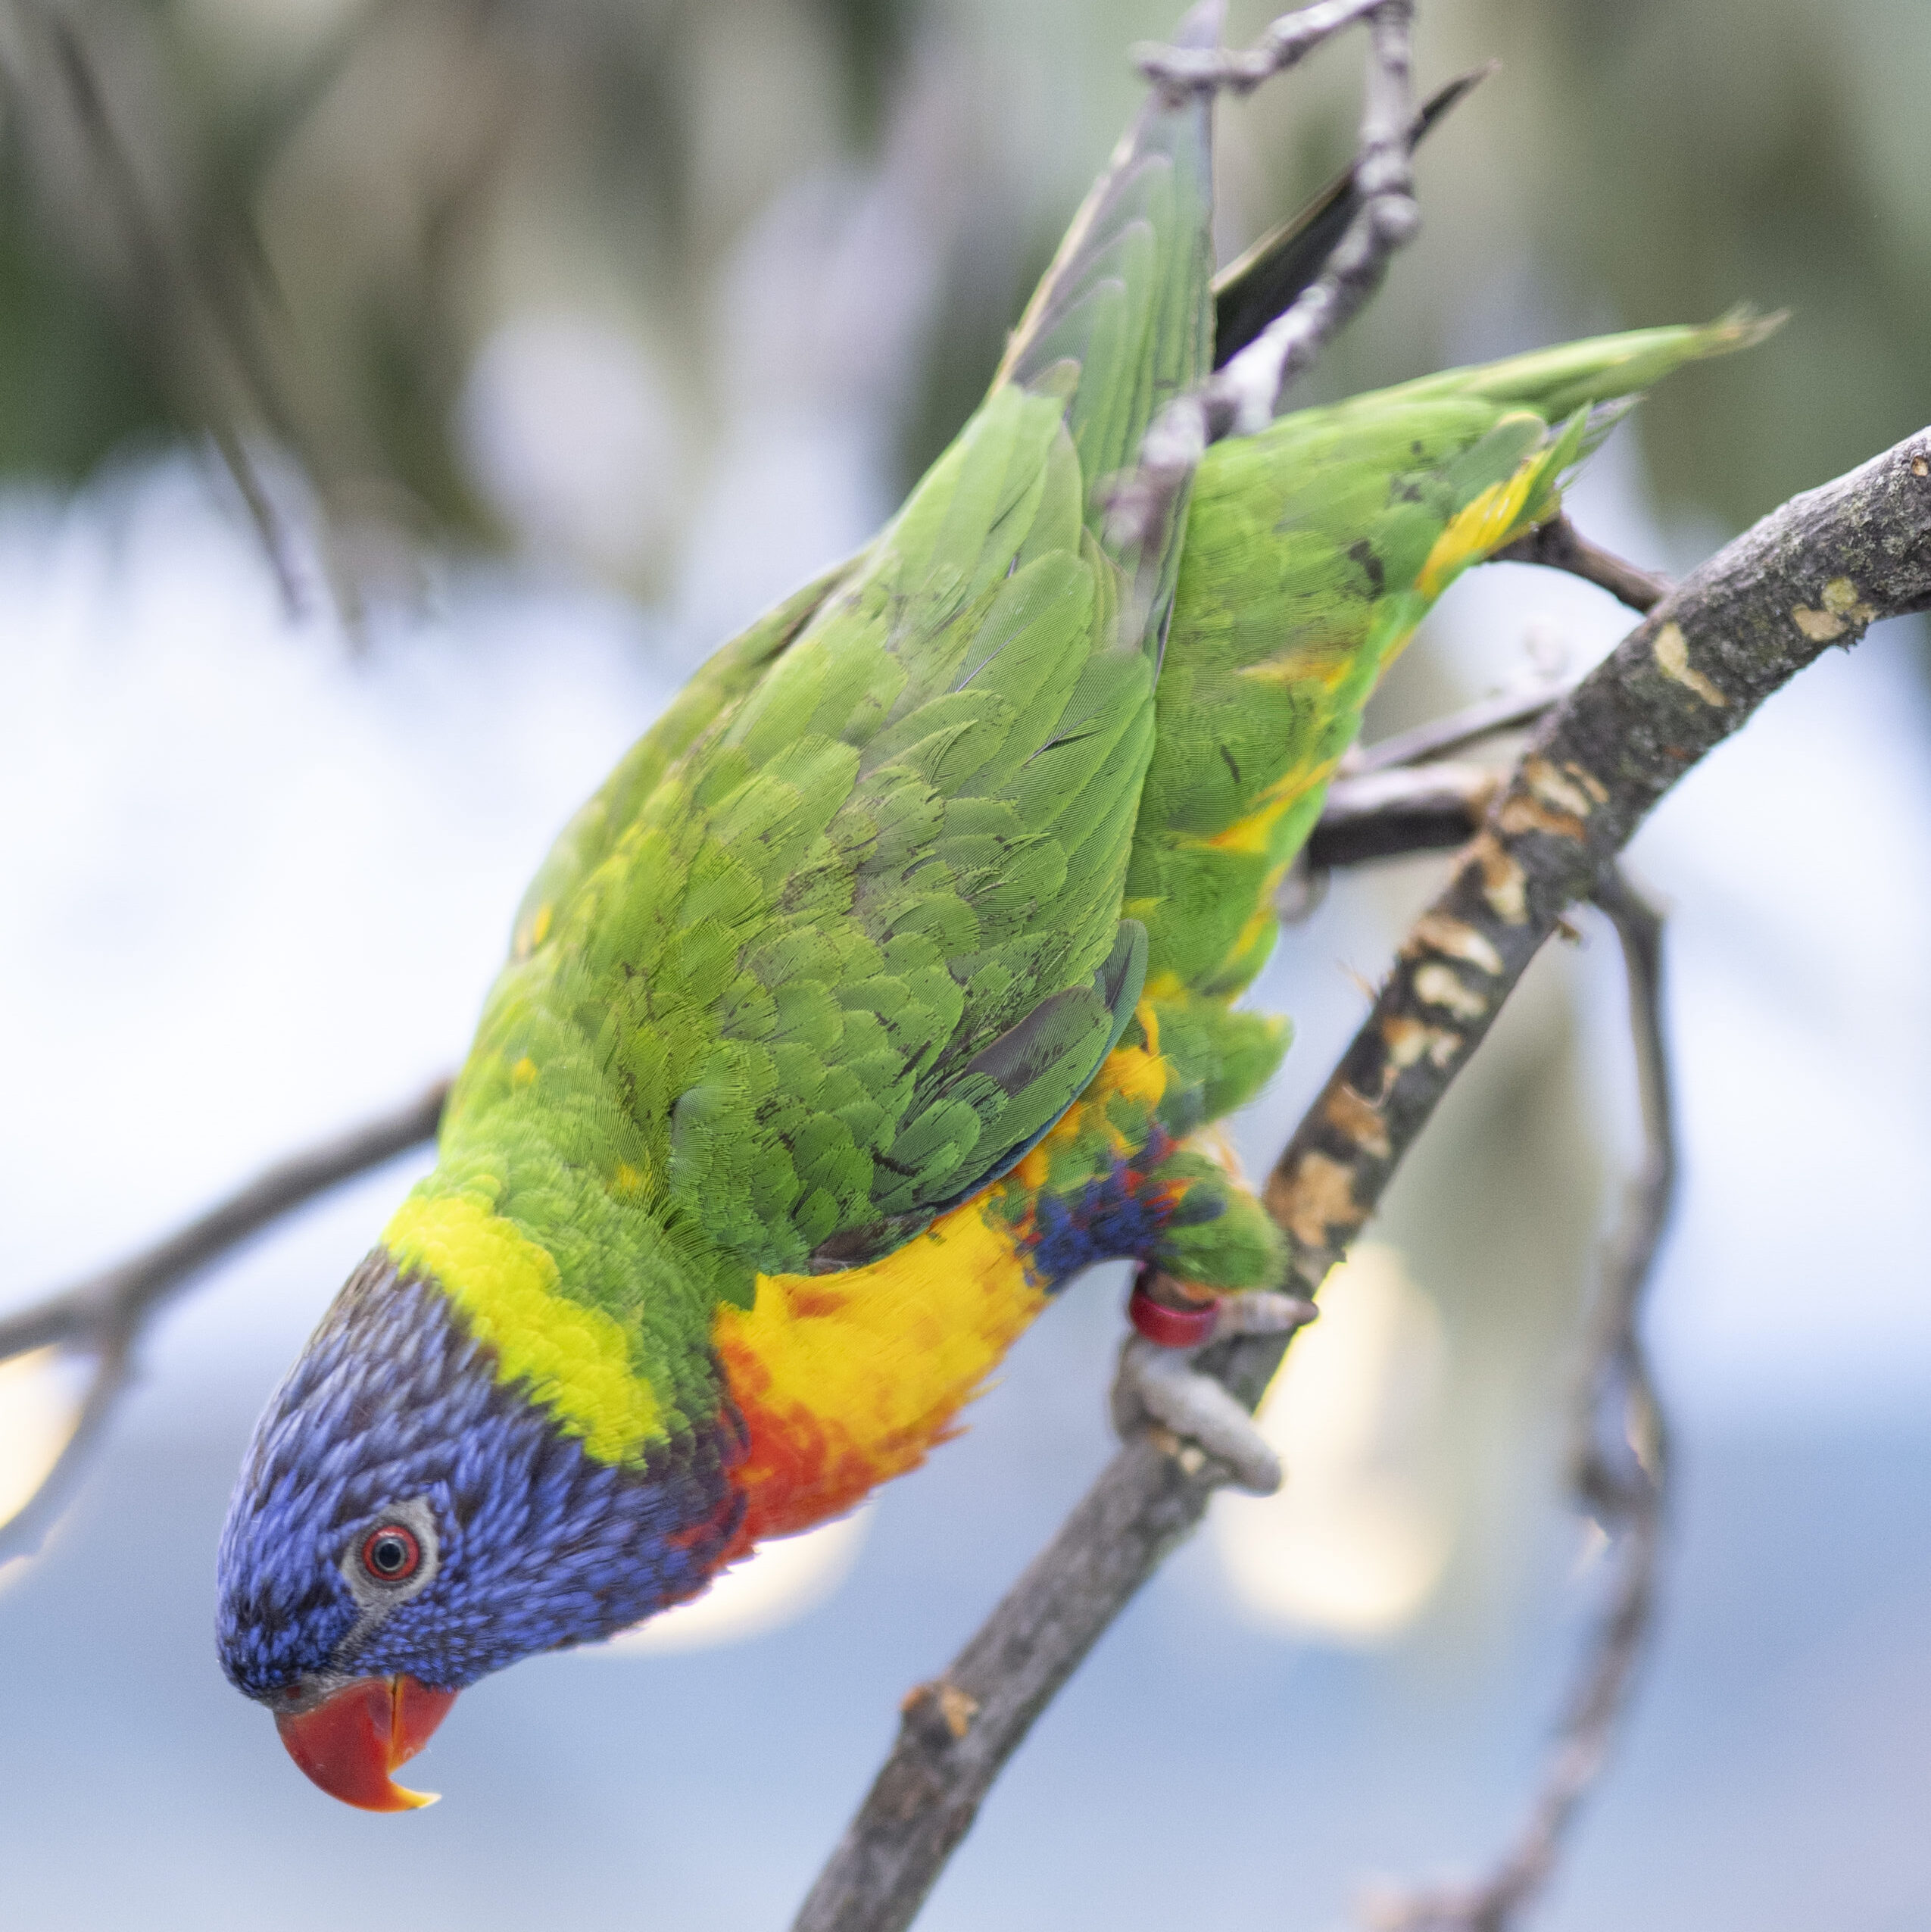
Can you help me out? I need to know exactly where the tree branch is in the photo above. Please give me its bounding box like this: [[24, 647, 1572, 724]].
[[1493, 514, 1671, 615], [0, 1080, 448, 1562], [1306, 760, 1499, 868], [0, 2, 313, 613], [794, 429, 1931, 1932], [1302, 517, 1677, 864], [1135, 0, 1390, 98], [1259, 430, 1929, 1300], [1366, 868, 1674, 1932], [1346, 676, 1574, 777]]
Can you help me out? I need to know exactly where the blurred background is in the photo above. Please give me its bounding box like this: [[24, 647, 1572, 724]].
[[2, 0, 1929, 1926]]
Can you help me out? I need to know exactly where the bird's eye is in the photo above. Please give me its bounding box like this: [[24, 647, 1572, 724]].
[[360, 1525, 421, 1583]]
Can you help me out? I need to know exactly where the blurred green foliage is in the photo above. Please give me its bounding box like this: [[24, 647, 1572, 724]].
[[0, 0, 1923, 573], [0, 127, 167, 474]]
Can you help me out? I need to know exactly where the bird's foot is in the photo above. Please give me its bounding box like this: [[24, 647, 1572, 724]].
[[1109, 1274, 1316, 1493]]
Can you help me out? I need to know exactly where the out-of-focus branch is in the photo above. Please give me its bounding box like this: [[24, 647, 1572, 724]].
[[1365, 867, 1674, 1932], [1137, 0, 1390, 98], [1306, 760, 1499, 869], [795, 426, 1931, 1932], [1494, 514, 1671, 615], [0, 1081, 448, 1564], [1348, 676, 1575, 777], [1106, 0, 1418, 557], [0, 2, 312, 610], [1303, 520, 1674, 865]]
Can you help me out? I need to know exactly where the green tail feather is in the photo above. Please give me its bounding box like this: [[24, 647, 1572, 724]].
[[1386, 308, 1783, 418], [1128, 314, 1776, 1000]]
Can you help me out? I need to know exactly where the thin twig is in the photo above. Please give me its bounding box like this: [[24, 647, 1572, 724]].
[[0, 1080, 448, 1563], [1306, 514, 1681, 854], [1, 4, 311, 613], [1348, 678, 1576, 776], [1365, 867, 1674, 1932], [1494, 515, 1672, 615], [1343, 517, 1670, 781], [1136, 0, 1387, 98], [1106, 0, 1418, 556], [794, 426, 1931, 1932]]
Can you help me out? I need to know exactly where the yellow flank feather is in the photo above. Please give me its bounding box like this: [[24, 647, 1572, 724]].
[[714, 1007, 1190, 1550], [383, 1191, 665, 1462], [1021, 1005, 1172, 1182], [1070, 1003, 1169, 1115], [1183, 754, 1341, 858], [1224, 860, 1296, 966], [1415, 448, 1548, 602]]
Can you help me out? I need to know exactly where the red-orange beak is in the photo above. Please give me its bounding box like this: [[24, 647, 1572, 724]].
[[273, 1674, 458, 1812]]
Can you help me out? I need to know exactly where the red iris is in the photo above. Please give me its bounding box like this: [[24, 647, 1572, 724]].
[[360, 1525, 421, 1582]]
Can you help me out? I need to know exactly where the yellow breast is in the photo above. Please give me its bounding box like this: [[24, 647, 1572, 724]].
[[714, 1184, 1048, 1547]]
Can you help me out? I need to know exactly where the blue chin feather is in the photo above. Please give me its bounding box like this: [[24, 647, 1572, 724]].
[[216, 1253, 744, 1698]]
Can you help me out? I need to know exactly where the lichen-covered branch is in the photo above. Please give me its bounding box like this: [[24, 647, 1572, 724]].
[[0, 1081, 448, 1562], [1257, 429, 1931, 1309], [794, 428, 1931, 1932]]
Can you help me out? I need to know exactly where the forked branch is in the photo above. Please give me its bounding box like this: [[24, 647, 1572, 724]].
[[1106, 0, 1419, 555], [1493, 514, 1672, 616]]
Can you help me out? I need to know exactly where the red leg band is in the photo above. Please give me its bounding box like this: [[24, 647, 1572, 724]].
[[1128, 1278, 1221, 1348]]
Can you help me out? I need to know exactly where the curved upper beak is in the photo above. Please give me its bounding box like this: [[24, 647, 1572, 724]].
[[273, 1674, 459, 1811]]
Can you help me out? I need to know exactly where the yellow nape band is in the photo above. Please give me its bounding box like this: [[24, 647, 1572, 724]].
[[382, 1191, 663, 1462]]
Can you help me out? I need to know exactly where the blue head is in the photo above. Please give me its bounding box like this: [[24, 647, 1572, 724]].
[[216, 1252, 744, 1807]]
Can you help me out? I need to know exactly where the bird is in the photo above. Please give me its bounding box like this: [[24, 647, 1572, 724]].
[[214, 1, 1765, 1811]]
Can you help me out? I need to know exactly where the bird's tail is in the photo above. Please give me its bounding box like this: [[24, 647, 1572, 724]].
[[1125, 312, 1778, 1007]]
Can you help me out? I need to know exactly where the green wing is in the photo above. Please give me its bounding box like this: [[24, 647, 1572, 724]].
[[507, 559, 858, 962], [1134, 314, 1777, 1000], [442, 6, 1221, 1305]]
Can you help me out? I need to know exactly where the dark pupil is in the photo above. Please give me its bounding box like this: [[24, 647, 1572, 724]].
[[370, 1534, 410, 1576]]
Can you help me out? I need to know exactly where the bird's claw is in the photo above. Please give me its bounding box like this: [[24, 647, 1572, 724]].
[[1110, 1287, 1317, 1494], [1207, 1287, 1317, 1342]]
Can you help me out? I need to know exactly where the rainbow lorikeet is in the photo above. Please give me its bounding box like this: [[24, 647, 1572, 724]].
[[214, 3, 1761, 1810]]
